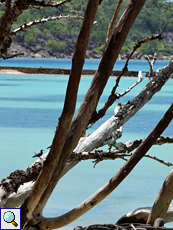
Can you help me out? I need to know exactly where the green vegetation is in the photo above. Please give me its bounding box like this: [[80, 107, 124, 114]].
[[93, 44, 105, 53], [2, 0, 173, 55], [46, 40, 67, 50]]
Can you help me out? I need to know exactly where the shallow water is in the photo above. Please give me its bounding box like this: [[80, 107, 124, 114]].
[[0, 58, 173, 229]]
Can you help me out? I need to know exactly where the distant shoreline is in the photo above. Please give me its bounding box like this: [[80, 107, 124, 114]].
[[1, 66, 173, 78], [0, 66, 145, 76]]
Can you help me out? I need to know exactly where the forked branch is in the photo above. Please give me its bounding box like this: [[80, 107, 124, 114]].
[[88, 23, 168, 127], [35, 103, 173, 230]]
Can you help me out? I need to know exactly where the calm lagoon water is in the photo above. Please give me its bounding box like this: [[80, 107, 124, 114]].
[[0, 58, 173, 229]]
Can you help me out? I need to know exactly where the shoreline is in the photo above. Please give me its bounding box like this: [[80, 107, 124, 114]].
[[0, 66, 173, 78], [0, 66, 145, 76]]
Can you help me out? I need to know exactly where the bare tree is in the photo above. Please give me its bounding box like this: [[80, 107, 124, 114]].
[[0, 0, 173, 230]]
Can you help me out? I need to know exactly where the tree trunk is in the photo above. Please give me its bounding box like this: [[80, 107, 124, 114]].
[[20, 1, 100, 229]]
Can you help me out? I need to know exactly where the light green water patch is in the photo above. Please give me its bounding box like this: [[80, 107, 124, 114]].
[[0, 127, 54, 177], [0, 100, 63, 109]]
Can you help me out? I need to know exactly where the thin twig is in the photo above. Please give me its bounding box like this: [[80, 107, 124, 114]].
[[68, 136, 173, 167], [145, 53, 157, 78], [64, 3, 80, 14], [104, 0, 124, 51], [117, 71, 144, 97]]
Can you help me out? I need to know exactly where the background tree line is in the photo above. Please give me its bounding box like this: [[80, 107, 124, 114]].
[[1, 0, 173, 57]]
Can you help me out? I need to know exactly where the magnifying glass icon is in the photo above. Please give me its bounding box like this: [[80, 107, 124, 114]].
[[3, 211, 18, 227]]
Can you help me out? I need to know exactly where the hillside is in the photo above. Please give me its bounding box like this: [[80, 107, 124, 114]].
[[4, 0, 173, 59]]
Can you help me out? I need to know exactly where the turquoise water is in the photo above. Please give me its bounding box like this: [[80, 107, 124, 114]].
[[0, 58, 173, 229], [0, 57, 171, 71]]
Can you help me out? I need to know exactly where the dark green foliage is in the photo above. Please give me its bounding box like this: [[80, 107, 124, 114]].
[[46, 40, 67, 50], [1, 0, 173, 55]]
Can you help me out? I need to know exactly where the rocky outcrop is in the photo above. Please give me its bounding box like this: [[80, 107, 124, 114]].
[[7, 34, 103, 59], [6, 32, 173, 59]]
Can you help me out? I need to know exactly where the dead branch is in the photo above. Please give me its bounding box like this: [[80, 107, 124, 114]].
[[0, 53, 24, 59], [35, 103, 173, 230], [28, 0, 72, 8], [92, 152, 173, 167], [102, 126, 123, 146], [0, 0, 29, 54], [144, 154, 173, 167], [10, 15, 90, 36], [73, 223, 171, 230], [104, 136, 173, 151], [117, 71, 144, 97], [0, 0, 72, 54], [69, 137, 173, 167], [0, 162, 43, 207], [78, 59, 173, 153], [147, 168, 173, 225], [87, 23, 168, 127], [1, 135, 172, 208], [127, 22, 168, 62], [145, 53, 157, 78], [87, 70, 143, 128], [64, 3, 80, 14], [104, 0, 124, 51]]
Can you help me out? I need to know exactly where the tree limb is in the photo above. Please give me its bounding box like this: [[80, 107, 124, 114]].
[[0, 53, 24, 59], [35, 103, 173, 230], [147, 168, 173, 225], [0, 0, 71, 54], [10, 15, 89, 36], [0, 162, 43, 208], [78, 59, 173, 152], [28, 0, 72, 7], [87, 23, 168, 127], [25, 3, 147, 230], [1, 53, 173, 210], [20, 1, 100, 229], [145, 53, 157, 78], [104, 0, 124, 51], [1, 135, 172, 209]]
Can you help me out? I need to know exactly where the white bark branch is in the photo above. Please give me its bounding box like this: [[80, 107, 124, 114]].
[[36, 103, 173, 229], [11, 15, 95, 36], [2, 134, 172, 209], [76, 59, 173, 152], [117, 71, 144, 97]]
